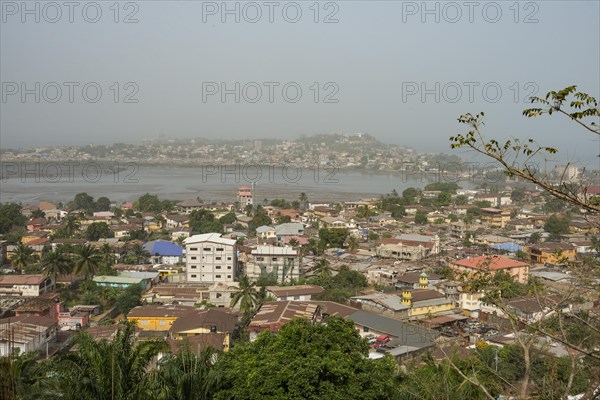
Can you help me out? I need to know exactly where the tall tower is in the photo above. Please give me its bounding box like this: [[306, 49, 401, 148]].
[[401, 289, 412, 307], [419, 272, 429, 289]]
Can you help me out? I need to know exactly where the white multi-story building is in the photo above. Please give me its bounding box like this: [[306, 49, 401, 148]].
[[245, 246, 300, 283], [184, 233, 237, 284]]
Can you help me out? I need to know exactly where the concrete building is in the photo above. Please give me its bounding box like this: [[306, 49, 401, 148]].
[[237, 186, 253, 209], [184, 233, 237, 283], [245, 245, 300, 283], [0, 275, 54, 297]]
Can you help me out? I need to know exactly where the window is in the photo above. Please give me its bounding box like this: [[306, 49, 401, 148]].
[[191, 274, 197, 278], [216, 275, 222, 278], [227, 256, 232, 260], [227, 275, 231, 279], [216, 248, 224, 251], [190, 247, 197, 251], [159, 320, 166, 326], [216, 257, 221, 260], [288, 258, 294, 263], [227, 266, 231, 269], [294, 296, 300, 300], [141, 320, 149, 325], [191, 256, 197, 260], [203, 247, 211, 251], [272, 257, 278, 261], [191, 266, 197, 269], [363, 327, 369, 332], [216, 266, 221, 270], [256, 257, 264, 261]]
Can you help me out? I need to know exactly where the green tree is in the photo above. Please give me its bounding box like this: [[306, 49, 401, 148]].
[[219, 212, 237, 225], [85, 222, 114, 241], [71, 192, 96, 214], [63, 214, 81, 237], [402, 187, 420, 203], [136, 193, 162, 213], [52, 322, 166, 400], [115, 284, 143, 314], [544, 214, 569, 240], [147, 346, 221, 400], [95, 196, 111, 212], [318, 228, 348, 248], [74, 244, 102, 280], [230, 275, 258, 314], [30, 209, 46, 219], [11, 243, 33, 274], [213, 317, 401, 400], [414, 211, 428, 225], [0, 203, 27, 234], [41, 248, 71, 285], [129, 243, 150, 264]]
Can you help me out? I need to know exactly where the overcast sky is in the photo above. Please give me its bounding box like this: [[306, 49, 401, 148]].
[[1, 1, 599, 164]]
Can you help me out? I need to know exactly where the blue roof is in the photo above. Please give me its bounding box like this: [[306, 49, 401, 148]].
[[143, 240, 183, 257], [491, 242, 523, 253]]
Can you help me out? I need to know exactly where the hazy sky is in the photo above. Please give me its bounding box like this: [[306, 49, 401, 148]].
[[1, 0, 599, 164]]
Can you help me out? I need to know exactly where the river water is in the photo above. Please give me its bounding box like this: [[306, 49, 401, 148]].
[[0, 163, 474, 204]]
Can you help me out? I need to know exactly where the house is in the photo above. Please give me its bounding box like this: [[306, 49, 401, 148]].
[[396, 272, 442, 289], [118, 271, 161, 288], [165, 215, 191, 229], [0, 315, 57, 356], [265, 285, 324, 301], [26, 217, 48, 231], [256, 225, 277, 240], [247, 301, 320, 341], [127, 305, 197, 331], [349, 293, 410, 319], [274, 223, 305, 240], [376, 234, 440, 261], [171, 227, 191, 241], [480, 208, 511, 228], [347, 310, 438, 359], [0, 275, 54, 297], [176, 199, 204, 214], [169, 308, 237, 351], [451, 255, 530, 284], [92, 275, 148, 290], [396, 286, 456, 318], [525, 242, 577, 265], [142, 240, 183, 265], [184, 233, 237, 283], [244, 246, 300, 283]]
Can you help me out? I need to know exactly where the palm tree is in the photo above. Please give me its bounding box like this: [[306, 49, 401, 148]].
[[230, 275, 258, 314], [299, 192, 308, 209], [147, 346, 221, 400], [74, 244, 102, 280], [0, 352, 56, 399], [310, 258, 332, 279], [11, 243, 33, 274], [130, 243, 150, 264], [63, 214, 81, 237], [347, 236, 358, 254], [41, 248, 71, 285], [53, 321, 166, 400], [99, 243, 116, 267]]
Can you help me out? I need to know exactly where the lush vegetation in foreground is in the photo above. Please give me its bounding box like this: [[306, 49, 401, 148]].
[[2, 316, 595, 400]]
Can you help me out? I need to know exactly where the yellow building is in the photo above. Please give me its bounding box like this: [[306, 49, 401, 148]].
[[400, 274, 455, 317], [127, 305, 195, 331], [526, 242, 577, 265], [169, 308, 238, 351]]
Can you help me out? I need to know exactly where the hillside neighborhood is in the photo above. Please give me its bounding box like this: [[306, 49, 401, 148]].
[[1, 181, 599, 397]]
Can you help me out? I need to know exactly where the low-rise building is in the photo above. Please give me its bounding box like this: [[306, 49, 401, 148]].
[[265, 285, 324, 301], [525, 242, 577, 265], [451, 255, 529, 284], [0, 275, 54, 297]]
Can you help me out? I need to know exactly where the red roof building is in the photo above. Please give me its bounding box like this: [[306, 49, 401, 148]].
[[451, 255, 529, 284]]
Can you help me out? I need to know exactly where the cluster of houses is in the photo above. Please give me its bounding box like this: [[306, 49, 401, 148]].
[[1, 184, 599, 362]]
